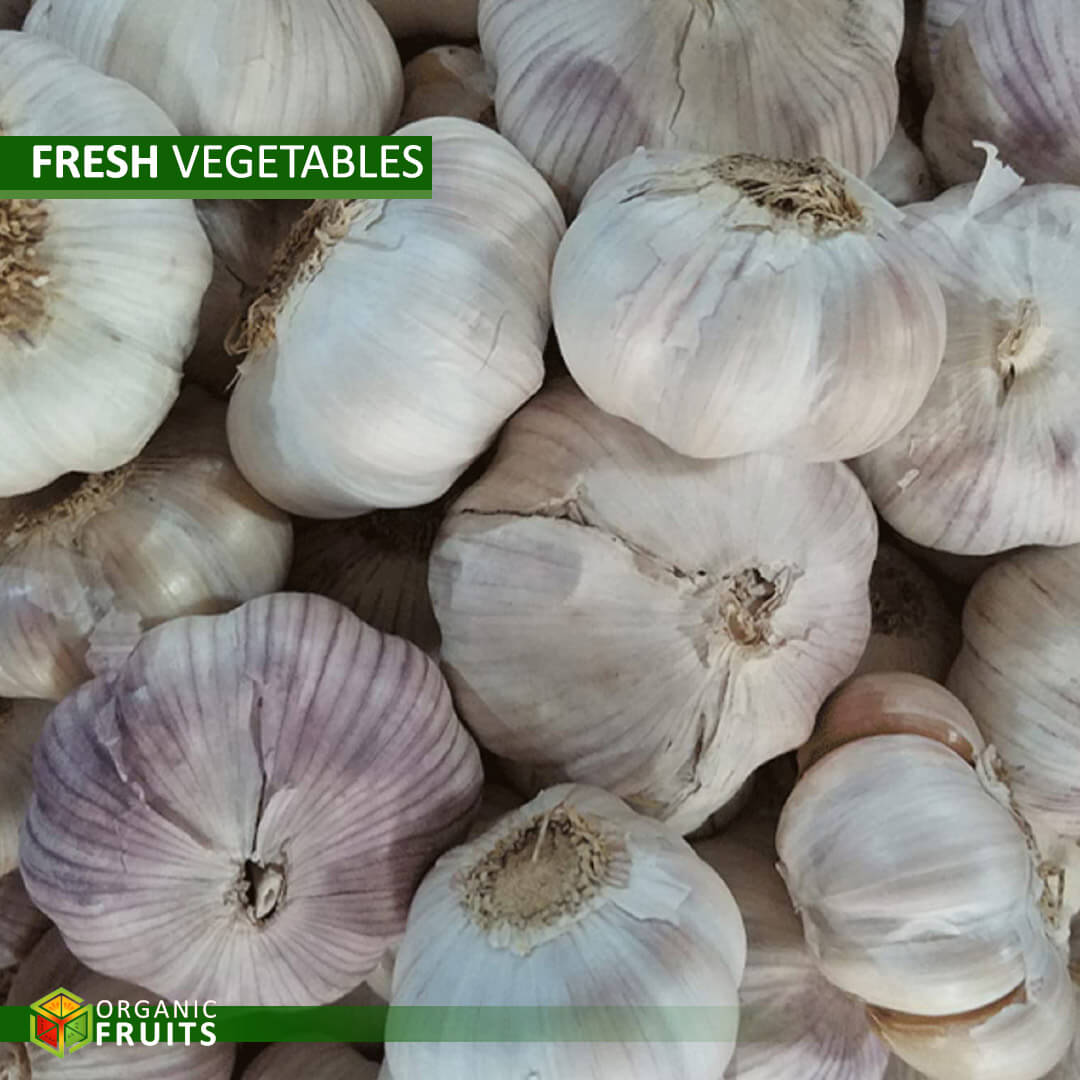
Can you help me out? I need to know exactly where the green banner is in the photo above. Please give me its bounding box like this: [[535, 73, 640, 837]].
[[0, 137, 432, 198]]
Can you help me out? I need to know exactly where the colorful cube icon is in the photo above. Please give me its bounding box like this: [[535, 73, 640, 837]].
[[29, 988, 93, 1057]]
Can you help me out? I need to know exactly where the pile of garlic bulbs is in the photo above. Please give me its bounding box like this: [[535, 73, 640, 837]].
[[3, 2, 1080, 1077]]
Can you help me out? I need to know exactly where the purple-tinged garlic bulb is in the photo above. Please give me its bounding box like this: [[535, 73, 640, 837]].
[[20, 593, 483, 1005]]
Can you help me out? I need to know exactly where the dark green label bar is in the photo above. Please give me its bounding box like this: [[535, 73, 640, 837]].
[[0, 137, 432, 198]]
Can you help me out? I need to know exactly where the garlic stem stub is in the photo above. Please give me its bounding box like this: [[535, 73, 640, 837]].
[[226, 117, 566, 519], [0, 31, 212, 497], [401, 46, 494, 128], [478, 0, 903, 211], [24, 0, 403, 138], [386, 783, 747, 1080], [19, 593, 484, 1005], [244, 1044, 379, 1080], [429, 381, 877, 836], [0, 700, 50, 876], [3, 929, 237, 1080], [855, 145, 1080, 554], [551, 149, 946, 462], [923, 0, 1080, 187], [0, 388, 293, 702]]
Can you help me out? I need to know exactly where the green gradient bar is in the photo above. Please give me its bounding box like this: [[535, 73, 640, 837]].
[[0, 137, 432, 198]]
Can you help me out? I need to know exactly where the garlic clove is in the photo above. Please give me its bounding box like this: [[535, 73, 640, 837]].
[[226, 118, 565, 518], [478, 0, 904, 211], [243, 1044, 379, 1080], [401, 46, 494, 127], [19, 593, 484, 1005], [0, 31, 213, 496], [386, 783, 747, 1080], [550, 148, 946, 462], [368, 0, 477, 41], [854, 144, 1080, 554], [0, 388, 293, 701], [0, 700, 50, 876], [24, 0, 403, 139], [429, 380, 877, 836], [867, 124, 941, 207]]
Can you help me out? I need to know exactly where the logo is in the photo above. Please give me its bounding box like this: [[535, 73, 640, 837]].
[[29, 988, 93, 1058]]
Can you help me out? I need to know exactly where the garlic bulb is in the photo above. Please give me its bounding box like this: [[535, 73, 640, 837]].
[[0, 389, 293, 702], [0, 31, 212, 496], [0, 0, 28, 28], [854, 145, 1080, 554], [867, 125, 939, 206], [286, 500, 445, 657], [401, 46, 494, 127], [429, 381, 877, 835], [227, 117, 565, 518], [386, 783, 747, 1080], [923, 0, 978, 72], [3, 929, 236, 1080], [0, 871, 50, 997], [369, 0, 477, 40], [550, 149, 945, 462], [947, 543, 1080, 839], [923, 0, 1080, 187], [187, 200, 308, 397], [0, 700, 50, 875], [854, 544, 959, 682], [696, 818, 889, 1080], [20, 593, 483, 1005], [24, 0, 403, 138], [478, 0, 904, 211], [245, 1045, 379, 1080]]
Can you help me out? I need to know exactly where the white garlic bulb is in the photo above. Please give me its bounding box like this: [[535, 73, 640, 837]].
[[227, 117, 565, 518], [187, 200, 308, 397], [369, 0, 477, 41], [854, 544, 959, 682], [948, 543, 1080, 839], [286, 500, 446, 657], [923, 0, 1080, 187], [855, 145, 1080, 555], [0, 0, 28, 28], [867, 124, 940, 206], [0, 389, 293, 702], [386, 783, 747, 1080], [478, 0, 904, 211], [245, 1045, 379, 1080], [551, 148, 945, 462], [0, 700, 50, 875], [20, 593, 484, 1005], [3, 929, 236, 1080], [0, 31, 212, 496], [429, 381, 877, 835], [24, 0, 403, 138], [401, 46, 494, 127], [696, 818, 890, 1080]]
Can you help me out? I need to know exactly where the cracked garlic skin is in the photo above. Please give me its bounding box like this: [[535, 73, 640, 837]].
[[478, 0, 902, 212], [24, 0, 402, 139], [0, 389, 293, 702], [244, 1044, 379, 1080], [429, 381, 877, 836], [923, 0, 1080, 188], [855, 145, 1080, 555], [227, 117, 565, 519], [3, 929, 236, 1080], [0, 31, 212, 497], [386, 783, 747, 1080], [551, 149, 946, 462], [948, 544, 1080, 841], [19, 593, 483, 1005], [696, 818, 890, 1080]]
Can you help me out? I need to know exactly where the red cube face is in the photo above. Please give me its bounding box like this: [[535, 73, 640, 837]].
[[35, 1014, 59, 1048]]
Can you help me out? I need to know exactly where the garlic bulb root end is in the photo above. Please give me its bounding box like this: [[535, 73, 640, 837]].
[[0, 199, 49, 335]]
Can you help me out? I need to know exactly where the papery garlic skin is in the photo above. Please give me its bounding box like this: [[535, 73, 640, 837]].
[[227, 118, 565, 518], [0, 700, 50, 876], [479, 0, 903, 211], [24, 0, 403, 138], [923, 0, 1080, 187], [430, 382, 877, 835], [551, 149, 945, 462], [0, 389, 293, 702], [855, 146, 1080, 554], [948, 544, 1080, 839], [0, 31, 212, 496], [20, 593, 483, 1005], [867, 125, 939, 206], [401, 46, 494, 127], [369, 0, 477, 40], [3, 929, 236, 1080], [854, 544, 959, 681], [387, 783, 747, 1080], [244, 1044, 379, 1080]]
